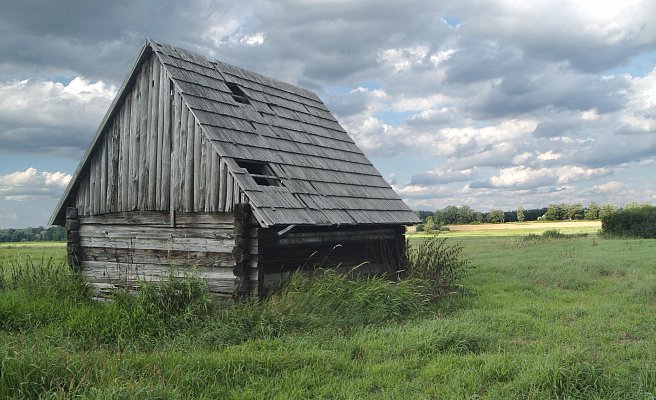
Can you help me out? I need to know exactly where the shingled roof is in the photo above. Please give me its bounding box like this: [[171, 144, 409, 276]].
[[51, 40, 419, 227]]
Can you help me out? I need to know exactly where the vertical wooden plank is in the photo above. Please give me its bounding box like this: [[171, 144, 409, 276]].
[[127, 73, 137, 209], [81, 173, 89, 215], [116, 111, 123, 211], [233, 182, 240, 207], [148, 57, 160, 209], [106, 125, 114, 212], [178, 102, 189, 211], [89, 155, 97, 214], [205, 141, 213, 211], [213, 154, 222, 211], [110, 123, 120, 212], [127, 76, 138, 210], [161, 76, 171, 210], [192, 121, 201, 212], [184, 113, 195, 211], [155, 62, 165, 209], [226, 173, 233, 212], [197, 129, 206, 212], [99, 135, 107, 213], [219, 159, 228, 212], [121, 98, 131, 210], [172, 91, 182, 212], [137, 58, 151, 209]]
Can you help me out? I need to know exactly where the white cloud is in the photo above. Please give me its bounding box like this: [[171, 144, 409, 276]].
[[0, 77, 116, 155], [0, 168, 71, 200], [486, 165, 610, 189]]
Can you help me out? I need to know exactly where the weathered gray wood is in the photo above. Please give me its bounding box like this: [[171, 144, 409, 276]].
[[79, 210, 234, 226], [80, 261, 236, 284], [99, 135, 107, 213], [119, 103, 129, 210], [148, 57, 160, 209], [217, 157, 225, 211], [106, 126, 115, 212], [138, 58, 151, 209], [233, 179, 240, 208], [111, 123, 120, 212], [225, 172, 234, 212], [128, 73, 139, 210], [190, 119, 204, 211], [80, 235, 234, 253], [161, 75, 172, 210], [179, 101, 189, 211], [154, 58, 163, 209], [197, 125, 206, 212], [185, 112, 195, 211], [79, 224, 235, 241], [171, 90, 182, 216], [89, 153, 97, 214], [80, 246, 235, 268]]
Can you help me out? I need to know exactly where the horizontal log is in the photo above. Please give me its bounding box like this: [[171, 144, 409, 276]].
[[79, 211, 234, 227], [80, 260, 237, 282], [79, 236, 234, 253], [79, 246, 235, 268], [79, 224, 234, 241]]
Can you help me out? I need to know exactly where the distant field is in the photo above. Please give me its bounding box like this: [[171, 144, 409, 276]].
[[411, 220, 601, 237], [0, 242, 65, 264]]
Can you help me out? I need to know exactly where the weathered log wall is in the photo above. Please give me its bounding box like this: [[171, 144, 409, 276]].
[[73, 53, 246, 217], [76, 210, 242, 297]]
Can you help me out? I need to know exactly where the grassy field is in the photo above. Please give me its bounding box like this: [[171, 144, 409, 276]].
[[411, 220, 602, 237], [1, 232, 655, 398]]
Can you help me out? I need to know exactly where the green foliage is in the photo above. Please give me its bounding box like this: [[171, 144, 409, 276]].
[[584, 202, 599, 220], [424, 215, 436, 232], [516, 229, 590, 244], [601, 204, 656, 238], [401, 237, 471, 292], [486, 209, 505, 223], [0, 226, 66, 242], [517, 207, 525, 222]]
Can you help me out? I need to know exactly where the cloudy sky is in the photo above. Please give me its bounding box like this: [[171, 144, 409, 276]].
[[1, 0, 655, 227]]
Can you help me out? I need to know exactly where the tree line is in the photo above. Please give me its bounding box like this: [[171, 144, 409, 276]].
[[415, 202, 652, 231], [0, 226, 66, 243]]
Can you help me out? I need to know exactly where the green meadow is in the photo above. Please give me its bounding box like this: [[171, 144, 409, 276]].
[[1, 225, 655, 398]]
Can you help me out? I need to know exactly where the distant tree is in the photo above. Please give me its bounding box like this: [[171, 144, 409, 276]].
[[543, 204, 561, 221], [584, 202, 599, 220], [424, 216, 436, 232], [517, 207, 525, 222], [624, 202, 652, 210], [441, 206, 460, 225], [487, 209, 505, 224], [457, 205, 475, 224], [566, 203, 584, 220], [599, 204, 617, 220], [433, 211, 445, 227], [474, 212, 484, 224]]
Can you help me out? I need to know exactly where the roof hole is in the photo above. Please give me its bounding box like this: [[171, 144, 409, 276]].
[[236, 160, 281, 187], [226, 82, 251, 105]]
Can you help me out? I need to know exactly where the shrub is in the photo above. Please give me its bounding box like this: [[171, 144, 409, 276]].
[[601, 205, 656, 238], [401, 237, 470, 293], [542, 229, 565, 239]]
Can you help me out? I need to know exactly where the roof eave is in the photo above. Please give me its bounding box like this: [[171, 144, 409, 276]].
[[49, 39, 156, 226]]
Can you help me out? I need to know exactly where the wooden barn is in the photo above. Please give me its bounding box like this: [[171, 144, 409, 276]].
[[50, 40, 419, 297]]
